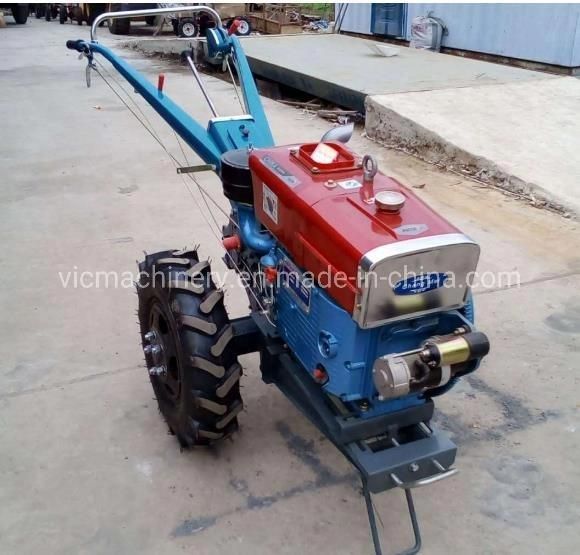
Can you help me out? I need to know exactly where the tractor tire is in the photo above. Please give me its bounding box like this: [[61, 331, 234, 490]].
[[137, 249, 243, 447], [177, 17, 198, 38], [109, 17, 130, 35], [11, 5, 28, 24], [59, 5, 67, 24]]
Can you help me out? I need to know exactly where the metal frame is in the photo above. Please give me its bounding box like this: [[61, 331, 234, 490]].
[[90, 6, 223, 41], [72, 7, 274, 170], [233, 314, 459, 555]]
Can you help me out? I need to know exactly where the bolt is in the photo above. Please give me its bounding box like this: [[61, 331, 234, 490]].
[[144, 331, 156, 342], [143, 345, 152, 355], [150, 345, 162, 357], [409, 463, 420, 473], [149, 365, 166, 377]]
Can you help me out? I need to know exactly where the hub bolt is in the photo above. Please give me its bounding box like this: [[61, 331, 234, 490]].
[[149, 365, 167, 377], [144, 331, 156, 342]]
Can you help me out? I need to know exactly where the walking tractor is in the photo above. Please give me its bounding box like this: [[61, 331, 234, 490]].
[[67, 7, 490, 554]]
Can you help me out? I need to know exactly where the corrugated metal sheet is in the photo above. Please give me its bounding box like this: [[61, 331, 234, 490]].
[[336, 2, 372, 34], [337, 3, 580, 68], [406, 4, 580, 67]]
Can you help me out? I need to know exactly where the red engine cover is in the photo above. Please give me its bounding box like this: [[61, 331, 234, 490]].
[[249, 143, 462, 314]]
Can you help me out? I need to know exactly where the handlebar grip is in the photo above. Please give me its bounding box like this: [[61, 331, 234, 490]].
[[66, 39, 87, 52]]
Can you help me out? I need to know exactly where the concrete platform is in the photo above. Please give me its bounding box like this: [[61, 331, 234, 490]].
[[123, 33, 579, 215], [124, 33, 554, 112], [241, 33, 554, 111], [366, 76, 580, 216]]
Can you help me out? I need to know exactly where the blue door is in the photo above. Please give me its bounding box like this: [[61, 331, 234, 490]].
[[371, 4, 406, 38]]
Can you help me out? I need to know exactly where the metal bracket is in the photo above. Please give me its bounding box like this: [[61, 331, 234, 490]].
[[229, 315, 458, 555], [364, 458, 458, 555], [363, 479, 421, 555], [176, 164, 216, 174]]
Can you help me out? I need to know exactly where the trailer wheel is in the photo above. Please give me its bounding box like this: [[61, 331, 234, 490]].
[[11, 5, 28, 24], [109, 17, 130, 34], [177, 18, 198, 38], [137, 250, 243, 447], [108, 4, 130, 35], [233, 16, 252, 36]]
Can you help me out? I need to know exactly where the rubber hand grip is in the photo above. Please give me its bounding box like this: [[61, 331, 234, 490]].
[[66, 39, 86, 52]]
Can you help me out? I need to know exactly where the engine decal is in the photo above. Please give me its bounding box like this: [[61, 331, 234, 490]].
[[262, 183, 279, 224], [278, 255, 312, 313], [337, 178, 362, 190], [260, 155, 300, 187], [393, 273, 448, 295], [394, 223, 428, 236]]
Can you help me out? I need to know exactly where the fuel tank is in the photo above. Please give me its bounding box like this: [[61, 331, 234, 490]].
[[249, 142, 480, 328]]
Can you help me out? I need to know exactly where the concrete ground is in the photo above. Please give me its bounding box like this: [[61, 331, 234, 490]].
[[127, 32, 555, 112], [1, 17, 580, 555]]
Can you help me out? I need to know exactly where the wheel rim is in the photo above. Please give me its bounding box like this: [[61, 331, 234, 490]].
[[181, 22, 196, 37], [148, 303, 181, 402], [236, 20, 249, 35]]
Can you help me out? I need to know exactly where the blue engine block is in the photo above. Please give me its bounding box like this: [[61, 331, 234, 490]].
[[273, 251, 475, 417]]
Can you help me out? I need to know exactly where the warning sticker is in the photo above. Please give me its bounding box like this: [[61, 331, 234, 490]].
[[262, 183, 278, 224]]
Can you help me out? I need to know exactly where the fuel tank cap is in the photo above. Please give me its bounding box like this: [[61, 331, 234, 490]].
[[374, 190, 406, 213]]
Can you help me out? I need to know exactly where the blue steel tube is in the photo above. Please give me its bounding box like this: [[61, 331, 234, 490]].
[[84, 42, 224, 168], [67, 36, 276, 253], [230, 36, 274, 146], [237, 204, 275, 253]]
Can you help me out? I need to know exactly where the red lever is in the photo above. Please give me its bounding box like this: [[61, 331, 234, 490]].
[[228, 19, 241, 36], [157, 73, 165, 93]]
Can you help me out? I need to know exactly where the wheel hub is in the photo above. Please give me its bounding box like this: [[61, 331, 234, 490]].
[[181, 22, 196, 37], [144, 303, 181, 401], [237, 20, 249, 34]]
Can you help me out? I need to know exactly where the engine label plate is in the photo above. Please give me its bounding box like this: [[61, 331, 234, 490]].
[[393, 273, 448, 295], [260, 155, 300, 187], [278, 255, 312, 313], [394, 223, 429, 236], [262, 183, 279, 224]]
